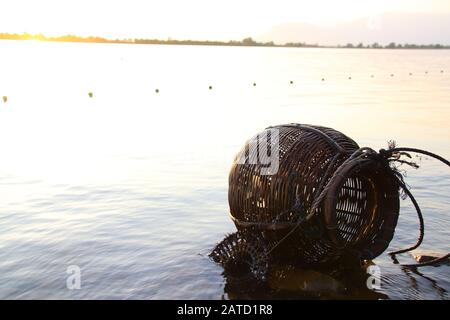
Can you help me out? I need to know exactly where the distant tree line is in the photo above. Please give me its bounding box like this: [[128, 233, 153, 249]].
[[0, 33, 449, 49], [284, 42, 319, 48], [340, 42, 449, 49], [0, 33, 319, 47], [133, 37, 279, 47], [0, 32, 120, 44]]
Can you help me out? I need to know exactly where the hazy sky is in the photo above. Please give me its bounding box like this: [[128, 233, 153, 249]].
[[1, 0, 449, 40]]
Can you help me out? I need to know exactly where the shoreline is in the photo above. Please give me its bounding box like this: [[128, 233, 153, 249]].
[[1, 36, 449, 50]]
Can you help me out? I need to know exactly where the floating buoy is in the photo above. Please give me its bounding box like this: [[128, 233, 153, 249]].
[[321, 78, 325, 81], [290, 80, 294, 84], [253, 83, 256, 87], [209, 85, 213, 90], [2, 96, 7, 103], [155, 89, 159, 94], [88, 92, 93, 98], [348, 76, 352, 80]]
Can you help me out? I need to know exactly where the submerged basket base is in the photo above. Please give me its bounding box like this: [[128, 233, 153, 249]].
[[209, 231, 269, 281], [210, 230, 375, 282]]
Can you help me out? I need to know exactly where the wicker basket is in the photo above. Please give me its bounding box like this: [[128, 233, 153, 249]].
[[227, 124, 400, 265]]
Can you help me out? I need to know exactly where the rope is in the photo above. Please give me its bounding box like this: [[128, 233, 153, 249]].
[[388, 147, 450, 167], [382, 147, 450, 268], [231, 145, 450, 269], [389, 178, 424, 255], [266, 146, 450, 267], [265, 152, 341, 255]]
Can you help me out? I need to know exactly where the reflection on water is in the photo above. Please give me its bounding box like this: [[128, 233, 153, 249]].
[[0, 40, 449, 299], [222, 261, 390, 300], [219, 252, 449, 300]]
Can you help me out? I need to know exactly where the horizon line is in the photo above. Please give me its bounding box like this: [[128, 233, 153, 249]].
[[1, 32, 449, 49]]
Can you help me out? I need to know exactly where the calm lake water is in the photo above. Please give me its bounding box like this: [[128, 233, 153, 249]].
[[0, 40, 449, 299]]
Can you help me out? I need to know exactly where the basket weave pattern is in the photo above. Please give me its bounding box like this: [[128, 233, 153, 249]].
[[228, 124, 400, 264]]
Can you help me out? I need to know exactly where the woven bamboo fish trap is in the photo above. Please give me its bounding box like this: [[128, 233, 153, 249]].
[[210, 123, 450, 279]]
